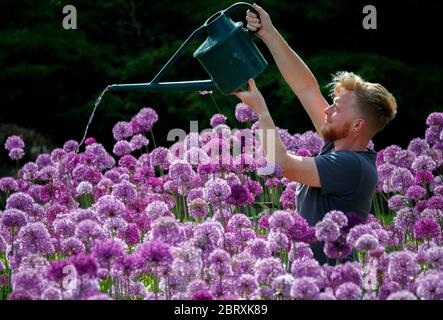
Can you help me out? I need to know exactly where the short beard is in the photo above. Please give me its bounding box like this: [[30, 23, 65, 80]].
[[320, 121, 351, 142]]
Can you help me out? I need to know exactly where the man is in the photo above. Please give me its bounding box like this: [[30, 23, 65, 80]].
[[234, 3, 397, 264]]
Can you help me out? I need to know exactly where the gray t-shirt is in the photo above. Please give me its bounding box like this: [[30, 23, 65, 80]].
[[296, 140, 378, 226]]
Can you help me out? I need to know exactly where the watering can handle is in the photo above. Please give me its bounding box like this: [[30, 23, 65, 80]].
[[223, 2, 260, 37]]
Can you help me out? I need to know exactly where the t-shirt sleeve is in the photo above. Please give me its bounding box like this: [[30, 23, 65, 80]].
[[314, 151, 361, 195]]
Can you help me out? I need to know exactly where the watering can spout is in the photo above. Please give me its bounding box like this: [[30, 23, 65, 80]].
[[108, 80, 216, 92]]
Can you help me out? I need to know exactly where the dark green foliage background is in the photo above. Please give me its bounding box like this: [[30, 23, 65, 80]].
[[1, 0, 442, 174]]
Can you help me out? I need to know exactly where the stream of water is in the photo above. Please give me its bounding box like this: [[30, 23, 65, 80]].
[[75, 86, 110, 153]]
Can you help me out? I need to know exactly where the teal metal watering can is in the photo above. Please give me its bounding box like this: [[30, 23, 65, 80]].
[[108, 2, 268, 95]]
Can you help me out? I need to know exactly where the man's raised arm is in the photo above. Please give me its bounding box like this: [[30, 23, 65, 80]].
[[246, 3, 329, 135]]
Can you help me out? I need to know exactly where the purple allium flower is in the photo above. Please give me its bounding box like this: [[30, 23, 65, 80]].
[[41, 287, 62, 300], [237, 274, 258, 298], [426, 247, 443, 266], [267, 231, 290, 254], [145, 200, 171, 221], [246, 238, 271, 259], [355, 234, 379, 252], [272, 274, 295, 299], [0, 177, 19, 192], [113, 140, 133, 156], [427, 195, 443, 210], [209, 249, 231, 277], [387, 251, 420, 286], [210, 113, 227, 128], [225, 184, 250, 206], [188, 198, 209, 219], [323, 210, 348, 228], [227, 213, 252, 231], [413, 216, 441, 241], [269, 210, 295, 232], [235, 103, 258, 123], [335, 282, 362, 300], [328, 262, 362, 290], [131, 107, 159, 133], [63, 140, 79, 152], [5, 135, 25, 151], [112, 121, 133, 141], [130, 134, 149, 150], [96, 195, 126, 219], [136, 240, 173, 270], [288, 242, 314, 262], [387, 290, 417, 300], [111, 180, 137, 204], [169, 159, 194, 183], [61, 237, 86, 256], [75, 219, 106, 248], [346, 224, 377, 248], [1, 208, 27, 233], [12, 270, 44, 298], [388, 195, 409, 211], [202, 178, 231, 203], [70, 253, 98, 277], [192, 290, 213, 300], [92, 239, 125, 269], [408, 138, 430, 156], [118, 155, 138, 171], [412, 155, 437, 173], [315, 218, 340, 242], [415, 171, 434, 185], [152, 216, 185, 245], [287, 213, 314, 242], [416, 271, 443, 300], [279, 182, 297, 209], [54, 217, 76, 239], [45, 259, 71, 283], [231, 252, 255, 277], [6, 191, 34, 213], [150, 147, 170, 170], [258, 214, 270, 231], [84, 137, 96, 145], [426, 112, 443, 126], [18, 222, 54, 255], [254, 257, 285, 285], [290, 277, 319, 300], [291, 258, 325, 288], [298, 131, 324, 155], [117, 223, 141, 246], [388, 167, 415, 193]]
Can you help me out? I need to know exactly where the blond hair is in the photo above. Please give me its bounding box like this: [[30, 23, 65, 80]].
[[328, 71, 397, 136]]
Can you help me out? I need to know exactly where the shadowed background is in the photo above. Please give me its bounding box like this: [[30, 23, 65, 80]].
[[1, 0, 442, 175]]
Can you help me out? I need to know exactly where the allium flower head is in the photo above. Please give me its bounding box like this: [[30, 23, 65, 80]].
[[112, 121, 133, 141], [6, 192, 34, 213], [96, 195, 126, 219], [355, 234, 379, 252], [5, 135, 25, 151], [188, 198, 209, 219], [18, 222, 54, 255], [315, 218, 340, 242], [202, 178, 231, 203], [136, 240, 173, 270], [290, 277, 319, 300], [131, 107, 158, 133], [235, 103, 258, 122], [413, 216, 441, 241], [210, 113, 227, 127], [335, 282, 362, 300]]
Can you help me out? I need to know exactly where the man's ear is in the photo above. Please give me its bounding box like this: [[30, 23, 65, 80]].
[[353, 119, 365, 132]]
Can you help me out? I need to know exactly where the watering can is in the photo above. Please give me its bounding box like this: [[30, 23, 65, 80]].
[[108, 2, 268, 95]]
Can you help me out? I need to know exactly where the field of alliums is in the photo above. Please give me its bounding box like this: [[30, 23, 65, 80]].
[[1, 99, 443, 300]]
